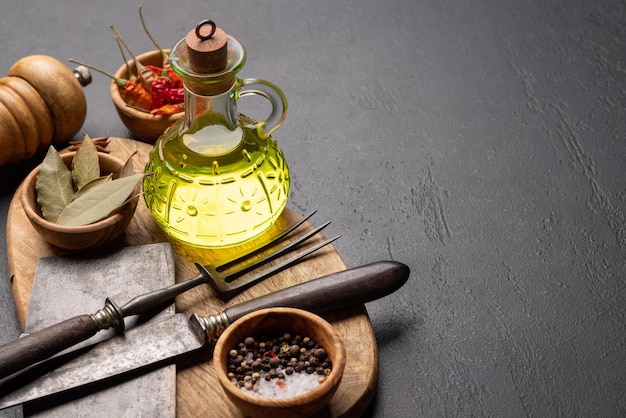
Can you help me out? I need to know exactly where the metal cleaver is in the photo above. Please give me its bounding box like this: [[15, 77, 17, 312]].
[[0, 260, 410, 409], [7, 243, 178, 417]]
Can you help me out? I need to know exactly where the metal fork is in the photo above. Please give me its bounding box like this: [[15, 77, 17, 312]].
[[198, 210, 341, 294], [0, 211, 340, 378], [121, 210, 340, 317]]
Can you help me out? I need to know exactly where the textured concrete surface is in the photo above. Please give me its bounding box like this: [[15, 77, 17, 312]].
[[1, 0, 626, 416]]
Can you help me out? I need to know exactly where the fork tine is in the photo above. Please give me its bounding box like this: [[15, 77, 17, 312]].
[[220, 235, 342, 292], [215, 210, 318, 272], [217, 220, 332, 278]]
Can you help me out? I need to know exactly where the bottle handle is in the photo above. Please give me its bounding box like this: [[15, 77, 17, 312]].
[[238, 78, 288, 139]]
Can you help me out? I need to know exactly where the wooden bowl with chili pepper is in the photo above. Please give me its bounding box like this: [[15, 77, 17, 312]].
[[111, 49, 183, 143]]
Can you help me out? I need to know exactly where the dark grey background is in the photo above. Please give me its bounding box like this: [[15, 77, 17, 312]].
[[1, 0, 626, 416]]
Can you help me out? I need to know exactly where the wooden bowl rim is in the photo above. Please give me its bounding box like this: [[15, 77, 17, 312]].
[[213, 307, 347, 408]]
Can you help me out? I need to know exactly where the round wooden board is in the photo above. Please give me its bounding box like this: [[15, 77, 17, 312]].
[[6, 137, 378, 417]]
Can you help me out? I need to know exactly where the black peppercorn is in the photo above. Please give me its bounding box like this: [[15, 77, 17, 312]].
[[289, 344, 300, 356], [313, 348, 327, 360], [269, 357, 280, 368], [227, 331, 333, 391]]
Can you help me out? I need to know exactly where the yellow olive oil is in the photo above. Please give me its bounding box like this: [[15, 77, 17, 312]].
[[143, 114, 290, 248]]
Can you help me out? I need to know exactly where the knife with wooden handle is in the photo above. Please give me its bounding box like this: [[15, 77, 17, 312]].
[[0, 260, 409, 408]]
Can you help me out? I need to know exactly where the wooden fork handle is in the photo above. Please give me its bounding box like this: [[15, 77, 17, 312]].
[[224, 260, 410, 322], [0, 315, 99, 379], [0, 298, 123, 380]]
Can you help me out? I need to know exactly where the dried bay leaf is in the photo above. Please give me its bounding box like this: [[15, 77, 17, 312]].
[[56, 173, 143, 226], [72, 134, 100, 189], [120, 152, 136, 178], [36, 146, 74, 222], [35, 134, 144, 226], [71, 174, 113, 202]]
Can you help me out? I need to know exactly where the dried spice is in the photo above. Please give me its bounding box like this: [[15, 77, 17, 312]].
[[68, 58, 153, 110], [68, 136, 111, 153], [56, 173, 142, 226], [36, 134, 142, 226], [111, 25, 161, 93], [36, 146, 74, 223], [151, 77, 184, 109], [150, 102, 184, 116], [71, 133, 99, 189], [139, 5, 183, 87], [69, 7, 185, 116], [227, 332, 332, 397]]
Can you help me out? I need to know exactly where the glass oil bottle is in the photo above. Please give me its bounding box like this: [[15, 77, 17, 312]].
[[143, 20, 290, 247]]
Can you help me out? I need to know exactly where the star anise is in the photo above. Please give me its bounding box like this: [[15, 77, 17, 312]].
[[67, 136, 111, 153]]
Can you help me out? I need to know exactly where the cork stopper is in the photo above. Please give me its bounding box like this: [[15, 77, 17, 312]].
[[186, 20, 228, 74]]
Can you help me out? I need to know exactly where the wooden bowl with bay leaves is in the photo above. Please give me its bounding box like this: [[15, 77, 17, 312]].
[[20, 151, 140, 251]]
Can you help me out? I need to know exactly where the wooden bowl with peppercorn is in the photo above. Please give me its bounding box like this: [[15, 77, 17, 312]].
[[213, 307, 347, 418], [20, 140, 141, 252], [110, 49, 184, 143]]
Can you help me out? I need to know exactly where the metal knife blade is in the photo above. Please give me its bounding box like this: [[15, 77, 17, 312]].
[[0, 260, 410, 409], [0, 313, 200, 409]]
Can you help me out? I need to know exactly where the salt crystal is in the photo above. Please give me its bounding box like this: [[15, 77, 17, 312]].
[[233, 367, 321, 399]]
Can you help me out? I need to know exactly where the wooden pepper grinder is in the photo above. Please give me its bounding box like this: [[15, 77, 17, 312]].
[[0, 55, 91, 167]]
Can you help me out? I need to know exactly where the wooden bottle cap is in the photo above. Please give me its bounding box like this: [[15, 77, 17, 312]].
[[185, 20, 228, 74]]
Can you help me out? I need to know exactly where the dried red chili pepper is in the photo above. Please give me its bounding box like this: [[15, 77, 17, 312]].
[[68, 58, 152, 110], [146, 64, 164, 77], [144, 64, 182, 88], [114, 36, 137, 83], [111, 25, 161, 93], [135, 63, 160, 93], [150, 102, 184, 115], [139, 5, 184, 88], [164, 67, 183, 87], [151, 77, 184, 109], [121, 80, 153, 109]]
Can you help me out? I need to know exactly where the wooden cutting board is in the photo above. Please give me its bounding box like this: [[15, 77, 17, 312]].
[[6, 137, 378, 417]]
